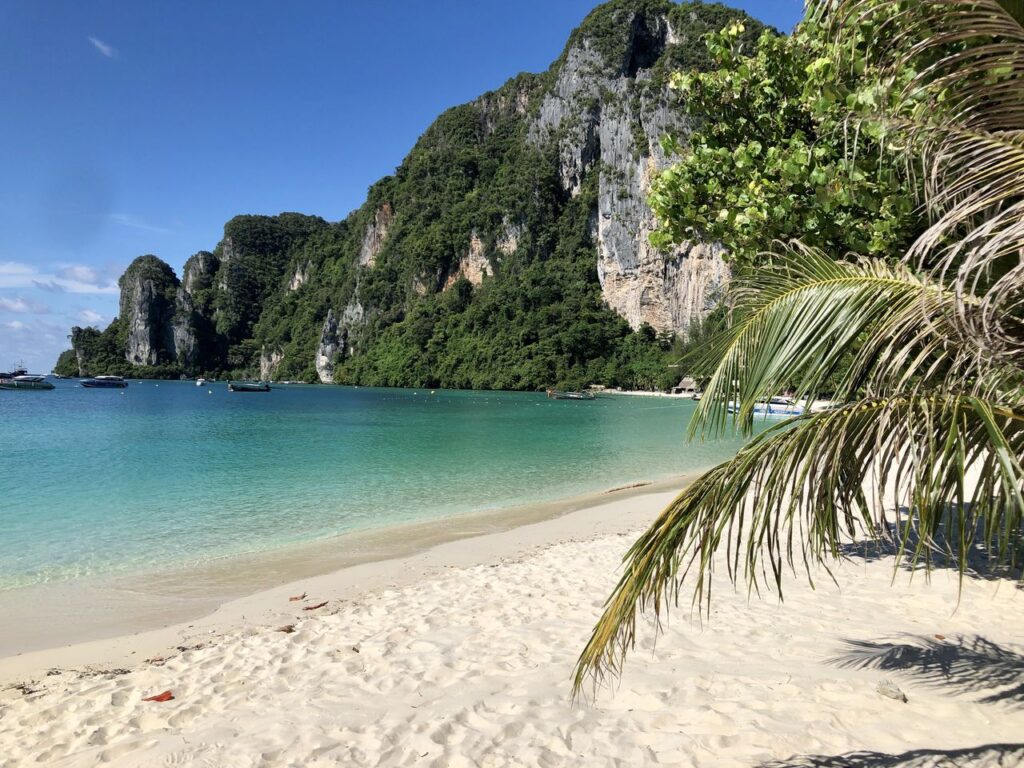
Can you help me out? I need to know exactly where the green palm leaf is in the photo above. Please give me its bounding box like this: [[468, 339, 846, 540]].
[[574, 393, 1024, 695], [691, 243, 1003, 438], [574, 0, 1024, 699], [812, 0, 1024, 356]]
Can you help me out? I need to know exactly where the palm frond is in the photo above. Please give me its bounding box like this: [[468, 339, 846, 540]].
[[573, 393, 1024, 695], [690, 244, 1014, 438], [809, 0, 1024, 358]]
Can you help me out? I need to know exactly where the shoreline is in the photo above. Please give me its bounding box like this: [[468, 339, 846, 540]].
[[0, 475, 691, 685], [3, 478, 1021, 766]]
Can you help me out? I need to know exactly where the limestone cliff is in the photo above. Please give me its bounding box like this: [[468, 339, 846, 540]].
[[315, 301, 365, 383], [358, 203, 394, 267], [57, 2, 766, 386], [529, 4, 736, 334], [118, 256, 196, 367]]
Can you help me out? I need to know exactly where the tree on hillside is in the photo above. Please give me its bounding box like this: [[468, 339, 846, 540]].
[[575, 0, 1024, 694]]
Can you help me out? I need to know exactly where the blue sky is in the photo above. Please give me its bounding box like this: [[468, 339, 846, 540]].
[[0, 0, 802, 372]]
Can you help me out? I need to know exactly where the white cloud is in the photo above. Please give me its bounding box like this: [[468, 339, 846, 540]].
[[0, 296, 50, 314], [58, 265, 100, 283], [109, 213, 171, 234], [0, 262, 35, 276], [0, 318, 75, 373], [0, 261, 119, 294], [88, 36, 116, 58], [78, 309, 105, 324]]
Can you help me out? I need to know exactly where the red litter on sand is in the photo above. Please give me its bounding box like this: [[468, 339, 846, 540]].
[[143, 690, 174, 702]]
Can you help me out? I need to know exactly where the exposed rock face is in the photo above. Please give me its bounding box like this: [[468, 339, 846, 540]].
[[119, 256, 181, 366], [315, 301, 365, 383], [358, 203, 394, 267], [445, 232, 493, 289], [315, 310, 340, 383], [528, 9, 728, 335], [260, 347, 284, 380], [170, 288, 198, 369], [216, 238, 235, 292], [600, 239, 728, 332], [288, 260, 311, 291], [117, 255, 201, 369], [529, 46, 605, 197], [496, 219, 522, 256], [182, 251, 219, 295]]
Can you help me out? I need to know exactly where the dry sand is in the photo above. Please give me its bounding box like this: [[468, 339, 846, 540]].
[[1, 487, 1022, 767]]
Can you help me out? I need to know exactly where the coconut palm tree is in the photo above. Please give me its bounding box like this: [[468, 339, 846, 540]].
[[574, 0, 1024, 695]]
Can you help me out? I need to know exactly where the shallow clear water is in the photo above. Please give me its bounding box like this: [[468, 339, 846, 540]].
[[0, 381, 747, 590]]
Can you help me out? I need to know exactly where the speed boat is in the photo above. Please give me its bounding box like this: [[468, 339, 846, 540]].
[[727, 396, 805, 418], [0, 373, 55, 390], [81, 375, 128, 389]]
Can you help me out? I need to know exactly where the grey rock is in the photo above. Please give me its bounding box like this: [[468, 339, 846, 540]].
[[528, 8, 727, 336], [315, 301, 365, 383]]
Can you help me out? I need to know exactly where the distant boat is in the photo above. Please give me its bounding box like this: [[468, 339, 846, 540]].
[[81, 375, 128, 389], [228, 381, 271, 392], [727, 396, 804, 418], [0, 373, 55, 390], [546, 388, 596, 401], [196, 378, 207, 387]]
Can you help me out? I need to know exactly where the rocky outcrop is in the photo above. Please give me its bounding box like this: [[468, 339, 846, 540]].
[[260, 347, 284, 380], [119, 256, 182, 366], [315, 310, 340, 383], [529, 45, 605, 197], [358, 203, 394, 267], [216, 238, 235, 292], [182, 251, 219, 295], [117, 255, 202, 369], [527, 6, 728, 335], [445, 232, 493, 289], [288, 260, 311, 291], [170, 288, 198, 369], [315, 301, 365, 383], [496, 219, 522, 256]]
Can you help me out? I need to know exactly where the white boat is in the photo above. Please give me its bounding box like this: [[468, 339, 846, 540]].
[[727, 396, 805, 418], [0, 373, 54, 391], [196, 378, 207, 387]]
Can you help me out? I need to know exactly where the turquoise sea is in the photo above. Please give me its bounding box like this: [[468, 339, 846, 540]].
[[0, 381, 747, 592]]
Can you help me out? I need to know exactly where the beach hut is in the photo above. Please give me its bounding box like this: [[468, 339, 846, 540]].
[[672, 376, 699, 397]]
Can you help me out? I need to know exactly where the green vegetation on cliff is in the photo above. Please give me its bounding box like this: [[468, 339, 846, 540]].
[[57, 1, 765, 390], [649, 20, 922, 265]]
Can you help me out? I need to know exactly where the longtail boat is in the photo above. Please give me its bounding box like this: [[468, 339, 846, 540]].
[[228, 381, 271, 392]]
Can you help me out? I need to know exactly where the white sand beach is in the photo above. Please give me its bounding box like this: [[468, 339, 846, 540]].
[[1, 487, 1022, 767]]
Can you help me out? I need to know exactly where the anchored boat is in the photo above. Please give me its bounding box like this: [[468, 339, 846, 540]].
[[228, 381, 271, 392], [727, 396, 804, 418], [546, 388, 596, 401], [0, 371, 55, 390], [81, 375, 128, 389]]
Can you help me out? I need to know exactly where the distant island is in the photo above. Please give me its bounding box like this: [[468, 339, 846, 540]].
[[54, 1, 761, 391]]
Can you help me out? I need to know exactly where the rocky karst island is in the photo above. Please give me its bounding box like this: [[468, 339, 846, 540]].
[[55, 1, 750, 389]]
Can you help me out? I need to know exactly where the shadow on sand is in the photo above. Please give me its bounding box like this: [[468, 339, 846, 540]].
[[829, 634, 1024, 707], [757, 742, 1024, 767], [759, 635, 1023, 766], [837, 512, 1022, 585]]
